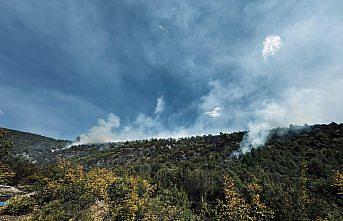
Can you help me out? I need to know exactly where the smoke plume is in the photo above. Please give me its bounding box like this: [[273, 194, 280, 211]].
[[65, 1, 343, 152]]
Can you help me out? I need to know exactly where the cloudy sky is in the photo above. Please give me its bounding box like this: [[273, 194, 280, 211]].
[[0, 0, 342, 143]]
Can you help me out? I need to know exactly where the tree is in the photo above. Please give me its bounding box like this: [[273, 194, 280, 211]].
[[247, 183, 274, 221], [86, 167, 117, 201], [332, 170, 343, 196], [109, 176, 155, 220], [0, 129, 12, 161], [297, 162, 310, 221], [218, 176, 251, 221], [0, 162, 15, 184], [0, 129, 15, 184]]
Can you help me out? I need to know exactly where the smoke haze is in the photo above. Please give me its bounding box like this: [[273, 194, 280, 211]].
[[0, 1, 342, 148]]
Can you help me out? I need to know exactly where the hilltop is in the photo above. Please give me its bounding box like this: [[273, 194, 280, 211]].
[[1, 128, 70, 163]]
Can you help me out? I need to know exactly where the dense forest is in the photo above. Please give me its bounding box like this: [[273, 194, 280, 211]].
[[0, 123, 342, 220]]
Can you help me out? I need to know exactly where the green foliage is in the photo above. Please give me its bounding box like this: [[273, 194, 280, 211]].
[[1, 123, 343, 220], [0, 129, 15, 184], [0, 129, 12, 159], [0, 195, 35, 216]]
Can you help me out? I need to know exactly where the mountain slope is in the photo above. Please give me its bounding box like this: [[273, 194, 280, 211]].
[[1, 123, 342, 220], [64, 123, 343, 170], [60, 123, 343, 219], [1, 128, 70, 163]]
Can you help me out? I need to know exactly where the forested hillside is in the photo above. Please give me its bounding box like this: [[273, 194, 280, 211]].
[[2, 128, 70, 163], [0, 123, 342, 220]]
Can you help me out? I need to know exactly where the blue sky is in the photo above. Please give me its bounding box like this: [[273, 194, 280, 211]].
[[0, 0, 342, 142]]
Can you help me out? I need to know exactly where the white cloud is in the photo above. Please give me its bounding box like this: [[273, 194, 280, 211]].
[[154, 96, 165, 115], [204, 107, 221, 118], [262, 35, 282, 61], [0, 110, 4, 116]]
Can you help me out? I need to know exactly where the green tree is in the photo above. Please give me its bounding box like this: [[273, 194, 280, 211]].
[[0, 129, 15, 184], [218, 176, 251, 221], [0, 129, 12, 160]]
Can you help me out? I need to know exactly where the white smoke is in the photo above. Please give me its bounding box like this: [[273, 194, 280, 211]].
[[71, 113, 120, 146], [70, 111, 190, 146], [204, 107, 221, 118], [70, 96, 187, 146], [262, 35, 282, 61], [238, 102, 287, 154], [70, 1, 343, 152], [154, 96, 165, 115], [237, 82, 343, 154]]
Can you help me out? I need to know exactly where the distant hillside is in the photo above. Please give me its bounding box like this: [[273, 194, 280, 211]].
[[1, 128, 71, 163], [64, 123, 343, 170]]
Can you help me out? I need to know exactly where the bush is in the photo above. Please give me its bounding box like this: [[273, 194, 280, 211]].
[[0, 195, 35, 216]]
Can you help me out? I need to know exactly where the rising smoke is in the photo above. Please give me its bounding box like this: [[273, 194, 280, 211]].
[[204, 107, 221, 118], [154, 96, 165, 115], [70, 96, 189, 146], [71, 113, 120, 146], [69, 1, 343, 153]]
